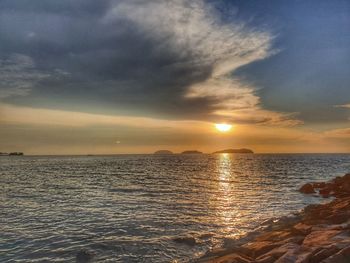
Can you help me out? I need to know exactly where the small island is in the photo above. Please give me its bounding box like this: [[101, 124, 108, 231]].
[[181, 150, 203, 154], [154, 150, 174, 155], [213, 148, 254, 154], [0, 152, 24, 156]]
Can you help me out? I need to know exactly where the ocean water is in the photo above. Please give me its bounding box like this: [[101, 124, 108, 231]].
[[1, 154, 350, 262]]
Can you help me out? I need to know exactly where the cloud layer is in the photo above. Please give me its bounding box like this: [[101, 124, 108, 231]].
[[0, 0, 299, 125]]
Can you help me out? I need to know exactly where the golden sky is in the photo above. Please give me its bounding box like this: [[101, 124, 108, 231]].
[[1, 103, 349, 154]]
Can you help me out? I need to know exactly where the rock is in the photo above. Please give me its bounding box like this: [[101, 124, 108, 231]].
[[256, 230, 294, 242], [173, 236, 197, 246], [309, 245, 340, 263], [243, 241, 281, 258], [326, 212, 350, 224], [313, 182, 327, 188], [320, 188, 331, 197], [206, 253, 253, 263], [293, 223, 312, 235], [255, 243, 300, 263], [299, 183, 316, 194], [76, 249, 96, 263], [321, 245, 350, 262], [342, 182, 350, 193], [303, 230, 342, 247], [274, 250, 311, 263]]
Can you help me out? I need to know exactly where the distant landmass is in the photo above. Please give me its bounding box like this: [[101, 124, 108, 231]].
[[0, 152, 24, 156], [181, 150, 203, 154], [154, 150, 174, 155], [213, 148, 254, 154]]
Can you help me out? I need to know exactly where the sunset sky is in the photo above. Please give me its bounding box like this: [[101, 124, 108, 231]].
[[0, 0, 349, 154]]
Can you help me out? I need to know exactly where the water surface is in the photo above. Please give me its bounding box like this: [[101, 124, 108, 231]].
[[1, 154, 350, 262]]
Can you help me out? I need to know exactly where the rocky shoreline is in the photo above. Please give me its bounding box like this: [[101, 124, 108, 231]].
[[195, 173, 350, 263]]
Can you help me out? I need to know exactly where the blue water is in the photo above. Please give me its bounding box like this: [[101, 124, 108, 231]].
[[1, 154, 350, 262]]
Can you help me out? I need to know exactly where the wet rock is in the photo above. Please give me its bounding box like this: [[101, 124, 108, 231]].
[[293, 223, 312, 235], [321, 245, 350, 262], [173, 236, 197, 246], [256, 230, 293, 243], [243, 241, 281, 258], [208, 253, 253, 263], [255, 243, 300, 263], [303, 230, 342, 247], [342, 182, 350, 193], [326, 212, 350, 224], [199, 233, 214, 239], [320, 188, 331, 198], [313, 182, 326, 188], [299, 183, 315, 194], [309, 245, 340, 263], [76, 249, 96, 263]]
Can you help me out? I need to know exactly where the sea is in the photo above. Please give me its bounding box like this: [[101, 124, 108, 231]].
[[1, 154, 350, 262]]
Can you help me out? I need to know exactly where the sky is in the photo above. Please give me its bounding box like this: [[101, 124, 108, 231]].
[[0, 0, 349, 154]]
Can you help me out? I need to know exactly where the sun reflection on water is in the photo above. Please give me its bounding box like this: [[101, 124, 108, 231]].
[[215, 153, 246, 238]]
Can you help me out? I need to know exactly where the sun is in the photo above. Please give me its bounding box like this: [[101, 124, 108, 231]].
[[215, 123, 232, 132]]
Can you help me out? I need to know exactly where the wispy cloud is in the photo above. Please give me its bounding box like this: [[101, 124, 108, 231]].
[[105, 0, 299, 125], [324, 128, 350, 139], [0, 54, 49, 98], [334, 103, 350, 109]]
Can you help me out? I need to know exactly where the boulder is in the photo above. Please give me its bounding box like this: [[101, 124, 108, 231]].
[[173, 236, 197, 246], [293, 223, 312, 235], [299, 183, 315, 194], [313, 182, 326, 188]]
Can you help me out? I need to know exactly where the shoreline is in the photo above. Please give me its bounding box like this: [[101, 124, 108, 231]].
[[195, 173, 350, 263]]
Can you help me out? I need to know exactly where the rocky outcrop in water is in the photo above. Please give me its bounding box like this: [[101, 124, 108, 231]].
[[173, 236, 197, 246], [299, 174, 350, 198], [197, 173, 350, 263], [0, 152, 24, 156]]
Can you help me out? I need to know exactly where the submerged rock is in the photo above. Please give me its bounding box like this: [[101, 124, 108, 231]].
[[299, 173, 350, 198], [299, 183, 315, 194], [173, 236, 197, 246]]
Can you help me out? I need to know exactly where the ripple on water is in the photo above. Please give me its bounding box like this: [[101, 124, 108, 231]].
[[0, 154, 350, 262]]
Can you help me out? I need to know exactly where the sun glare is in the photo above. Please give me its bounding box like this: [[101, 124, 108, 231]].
[[215, 123, 232, 132]]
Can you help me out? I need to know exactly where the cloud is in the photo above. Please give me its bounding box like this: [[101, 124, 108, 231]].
[[335, 103, 350, 109], [0, 0, 299, 125], [0, 103, 209, 131], [0, 54, 49, 98], [324, 128, 350, 139]]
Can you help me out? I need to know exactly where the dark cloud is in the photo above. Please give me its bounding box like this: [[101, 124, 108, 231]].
[[0, 0, 275, 122]]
